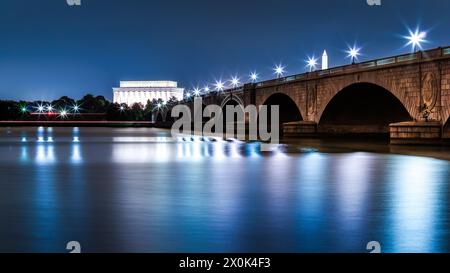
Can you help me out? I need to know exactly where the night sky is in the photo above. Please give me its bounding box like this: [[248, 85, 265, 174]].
[[0, 0, 449, 101]]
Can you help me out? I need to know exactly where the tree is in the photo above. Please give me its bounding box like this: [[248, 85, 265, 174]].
[[78, 94, 96, 113], [0, 101, 21, 120], [51, 96, 76, 112], [106, 103, 122, 121], [95, 95, 110, 113], [167, 96, 178, 106], [131, 103, 145, 121], [144, 99, 154, 120], [77, 94, 110, 113]]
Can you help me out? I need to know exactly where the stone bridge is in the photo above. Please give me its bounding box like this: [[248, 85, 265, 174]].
[[156, 46, 450, 143]]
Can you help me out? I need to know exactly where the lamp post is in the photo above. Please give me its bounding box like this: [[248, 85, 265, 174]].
[[230, 76, 240, 88], [250, 72, 259, 83], [215, 80, 225, 92], [346, 46, 361, 64], [306, 56, 318, 72], [193, 87, 201, 96], [274, 64, 285, 78], [405, 28, 427, 53]]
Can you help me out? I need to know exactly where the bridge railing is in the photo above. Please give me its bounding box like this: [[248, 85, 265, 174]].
[[254, 46, 449, 89]]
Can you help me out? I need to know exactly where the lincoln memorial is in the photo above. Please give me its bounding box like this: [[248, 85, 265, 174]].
[[113, 81, 185, 106]]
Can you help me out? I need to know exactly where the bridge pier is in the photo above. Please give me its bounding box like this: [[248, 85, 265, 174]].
[[159, 118, 449, 145], [389, 121, 442, 145], [444, 129, 450, 140]]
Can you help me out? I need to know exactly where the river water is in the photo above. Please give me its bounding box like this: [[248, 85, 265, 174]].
[[0, 127, 449, 253]]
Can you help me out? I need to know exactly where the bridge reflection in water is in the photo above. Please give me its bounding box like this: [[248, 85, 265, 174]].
[[0, 127, 449, 253]]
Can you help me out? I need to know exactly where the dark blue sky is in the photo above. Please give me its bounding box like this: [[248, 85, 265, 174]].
[[0, 0, 449, 101]]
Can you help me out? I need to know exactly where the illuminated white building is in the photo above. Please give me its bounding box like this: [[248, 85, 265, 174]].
[[113, 81, 184, 106]]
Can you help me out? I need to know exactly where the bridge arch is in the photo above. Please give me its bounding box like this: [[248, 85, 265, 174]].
[[219, 97, 245, 132], [261, 92, 303, 124], [220, 95, 244, 109], [318, 82, 412, 135], [221, 97, 244, 114]]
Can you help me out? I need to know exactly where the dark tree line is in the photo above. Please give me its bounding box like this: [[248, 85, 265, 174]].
[[0, 94, 179, 121]]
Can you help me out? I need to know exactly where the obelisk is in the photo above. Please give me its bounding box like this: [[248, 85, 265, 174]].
[[322, 50, 328, 70]]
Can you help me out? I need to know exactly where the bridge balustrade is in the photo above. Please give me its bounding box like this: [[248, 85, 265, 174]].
[[285, 76, 296, 82], [443, 47, 450, 56], [292, 74, 305, 81], [396, 54, 417, 62], [357, 61, 376, 69], [184, 47, 450, 95], [376, 57, 396, 66], [317, 71, 330, 76], [330, 67, 344, 74]]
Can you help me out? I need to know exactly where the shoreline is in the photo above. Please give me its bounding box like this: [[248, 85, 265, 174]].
[[0, 120, 154, 128]]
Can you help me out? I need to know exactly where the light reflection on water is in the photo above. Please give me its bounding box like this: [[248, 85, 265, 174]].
[[0, 127, 449, 253], [386, 156, 444, 253]]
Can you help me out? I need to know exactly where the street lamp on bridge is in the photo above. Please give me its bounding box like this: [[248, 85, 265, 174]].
[[306, 56, 318, 72], [405, 28, 427, 53], [193, 87, 201, 96], [274, 64, 286, 78], [230, 76, 241, 88], [346, 45, 361, 64], [215, 80, 225, 92], [250, 72, 259, 83]]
